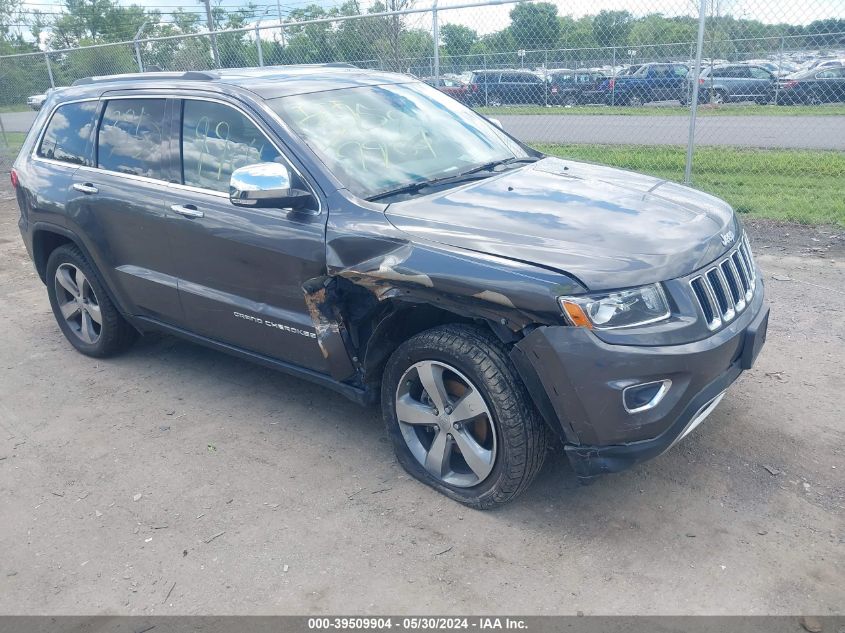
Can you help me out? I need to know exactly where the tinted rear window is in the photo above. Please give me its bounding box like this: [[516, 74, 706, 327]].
[[37, 101, 97, 166], [97, 99, 167, 179]]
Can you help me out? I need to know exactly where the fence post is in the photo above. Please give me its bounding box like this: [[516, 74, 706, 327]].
[[202, 0, 221, 68], [44, 52, 55, 88], [255, 24, 264, 66], [773, 34, 785, 105], [611, 46, 616, 106], [432, 0, 440, 83], [483, 53, 488, 106], [684, 0, 708, 185], [133, 21, 147, 72]]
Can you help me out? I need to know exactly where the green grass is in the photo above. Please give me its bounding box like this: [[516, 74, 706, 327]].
[[534, 143, 845, 226], [2, 130, 841, 225], [1, 132, 26, 156], [478, 104, 845, 117]]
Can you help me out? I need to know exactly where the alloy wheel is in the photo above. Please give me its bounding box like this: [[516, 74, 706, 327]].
[[54, 263, 102, 344], [395, 360, 497, 488]]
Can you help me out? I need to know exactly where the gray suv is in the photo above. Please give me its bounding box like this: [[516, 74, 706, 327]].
[[11, 66, 768, 508], [699, 64, 776, 104]]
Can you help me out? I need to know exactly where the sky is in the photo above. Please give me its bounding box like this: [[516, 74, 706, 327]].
[[12, 0, 845, 41]]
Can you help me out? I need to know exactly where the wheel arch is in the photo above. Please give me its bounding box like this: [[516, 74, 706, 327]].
[[31, 223, 86, 283], [31, 222, 132, 326], [358, 300, 513, 392]]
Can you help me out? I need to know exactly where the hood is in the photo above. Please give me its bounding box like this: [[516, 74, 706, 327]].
[[384, 157, 739, 291]]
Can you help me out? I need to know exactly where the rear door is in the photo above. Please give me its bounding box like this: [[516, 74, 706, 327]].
[[748, 66, 775, 100], [647, 65, 672, 101], [24, 100, 98, 232], [163, 96, 329, 372], [668, 65, 689, 101], [815, 67, 845, 102], [68, 95, 184, 324]]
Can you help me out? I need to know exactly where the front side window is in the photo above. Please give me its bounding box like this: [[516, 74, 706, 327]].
[[98, 99, 167, 179], [269, 82, 528, 199], [181, 100, 281, 193], [37, 101, 97, 166]]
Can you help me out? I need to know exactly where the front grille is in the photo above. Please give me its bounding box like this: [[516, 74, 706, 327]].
[[689, 235, 757, 331]]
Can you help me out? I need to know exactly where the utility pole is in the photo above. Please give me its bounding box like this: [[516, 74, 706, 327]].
[[275, 0, 286, 46], [201, 0, 221, 68]]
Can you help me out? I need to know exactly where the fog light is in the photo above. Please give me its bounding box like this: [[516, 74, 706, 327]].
[[623, 379, 672, 413]]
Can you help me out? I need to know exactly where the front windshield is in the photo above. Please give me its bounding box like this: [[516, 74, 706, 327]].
[[268, 81, 527, 199]]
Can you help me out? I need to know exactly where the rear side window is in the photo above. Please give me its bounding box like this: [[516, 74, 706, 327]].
[[181, 100, 280, 193], [37, 101, 97, 166], [97, 99, 167, 179]]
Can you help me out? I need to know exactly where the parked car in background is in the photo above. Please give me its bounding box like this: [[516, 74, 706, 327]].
[[422, 76, 470, 103], [805, 58, 845, 71], [617, 64, 643, 76], [775, 65, 845, 104], [27, 93, 49, 110], [598, 63, 692, 106], [467, 70, 547, 106], [744, 59, 800, 77], [548, 70, 608, 106], [697, 64, 776, 104]]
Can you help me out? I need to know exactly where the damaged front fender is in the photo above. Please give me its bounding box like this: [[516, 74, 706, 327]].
[[301, 194, 585, 390]]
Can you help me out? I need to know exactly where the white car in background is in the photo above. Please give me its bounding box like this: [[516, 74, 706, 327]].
[[26, 92, 49, 110]]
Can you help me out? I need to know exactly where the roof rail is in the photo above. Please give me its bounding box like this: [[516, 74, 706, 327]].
[[72, 70, 219, 86]]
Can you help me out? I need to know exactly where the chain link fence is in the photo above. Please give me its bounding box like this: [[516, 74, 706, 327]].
[[1, 0, 844, 222]]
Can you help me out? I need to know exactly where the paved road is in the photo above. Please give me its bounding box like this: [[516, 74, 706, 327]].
[[0, 110, 35, 134], [498, 113, 845, 149], [4, 108, 844, 149]]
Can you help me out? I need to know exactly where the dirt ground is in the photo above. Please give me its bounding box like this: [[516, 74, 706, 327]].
[[0, 181, 842, 616]]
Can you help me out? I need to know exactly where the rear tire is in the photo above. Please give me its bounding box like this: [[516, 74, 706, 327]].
[[46, 244, 137, 358], [382, 324, 547, 509]]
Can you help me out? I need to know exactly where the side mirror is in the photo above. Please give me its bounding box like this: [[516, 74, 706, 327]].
[[488, 117, 503, 129], [229, 162, 313, 210]]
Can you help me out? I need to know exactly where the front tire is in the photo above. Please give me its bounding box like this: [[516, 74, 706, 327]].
[[46, 244, 137, 358], [382, 324, 547, 509]]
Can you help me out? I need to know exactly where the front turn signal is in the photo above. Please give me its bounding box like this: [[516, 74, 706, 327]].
[[561, 301, 593, 329]]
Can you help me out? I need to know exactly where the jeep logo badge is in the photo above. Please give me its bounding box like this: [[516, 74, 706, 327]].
[[720, 231, 735, 246]]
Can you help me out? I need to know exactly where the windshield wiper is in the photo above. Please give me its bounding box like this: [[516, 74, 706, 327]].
[[462, 156, 539, 175], [367, 156, 540, 202]]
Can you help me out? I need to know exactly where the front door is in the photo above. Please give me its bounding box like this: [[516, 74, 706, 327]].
[[164, 97, 329, 373]]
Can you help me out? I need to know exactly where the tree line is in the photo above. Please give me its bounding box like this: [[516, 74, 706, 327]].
[[1, 0, 844, 106]]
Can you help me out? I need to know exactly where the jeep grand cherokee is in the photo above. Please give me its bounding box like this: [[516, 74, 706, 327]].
[[11, 66, 769, 508]]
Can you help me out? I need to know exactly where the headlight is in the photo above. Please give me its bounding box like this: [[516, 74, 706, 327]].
[[559, 283, 671, 330]]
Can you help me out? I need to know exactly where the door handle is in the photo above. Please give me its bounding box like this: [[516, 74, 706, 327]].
[[72, 182, 98, 194], [170, 204, 204, 219]]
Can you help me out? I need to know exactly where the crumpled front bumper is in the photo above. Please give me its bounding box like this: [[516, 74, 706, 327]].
[[510, 285, 769, 480]]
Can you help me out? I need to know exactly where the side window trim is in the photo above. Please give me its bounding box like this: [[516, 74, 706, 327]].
[[32, 98, 99, 168], [175, 96, 320, 213]]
